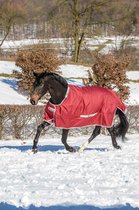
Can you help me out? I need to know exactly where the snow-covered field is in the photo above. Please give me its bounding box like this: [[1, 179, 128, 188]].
[[1, 36, 139, 54], [0, 58, 139, 209], [0, 134, 139, 210]]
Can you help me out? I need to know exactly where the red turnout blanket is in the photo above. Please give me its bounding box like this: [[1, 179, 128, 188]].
[[44, 85, 126, 128]]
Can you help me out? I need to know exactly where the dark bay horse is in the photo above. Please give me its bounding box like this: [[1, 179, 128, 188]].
[[30, 72, 129, 153]]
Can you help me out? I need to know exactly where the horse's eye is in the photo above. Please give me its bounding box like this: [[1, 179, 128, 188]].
[[39, 79, 44, 85], [40, 79, 43, 84], [33, 78, 44, 88], [40, 83, 44, 88]]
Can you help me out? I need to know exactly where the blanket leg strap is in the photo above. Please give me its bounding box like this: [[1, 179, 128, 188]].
[[79, 126, 101, 153], [79, 142, 89, 153]]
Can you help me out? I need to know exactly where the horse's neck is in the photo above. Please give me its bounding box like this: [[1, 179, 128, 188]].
[[48, 79, 68, 105]]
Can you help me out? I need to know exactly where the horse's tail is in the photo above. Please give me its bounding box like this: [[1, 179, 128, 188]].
[[115, 108, 129, 141]]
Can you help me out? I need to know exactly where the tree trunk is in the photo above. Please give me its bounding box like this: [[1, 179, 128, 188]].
[[73, 0, 80, 63], [0, 26, 11, 48]]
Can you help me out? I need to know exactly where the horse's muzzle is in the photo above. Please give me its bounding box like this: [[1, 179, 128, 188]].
[[30, 95, 39, 105], [30, 92, 40, 105]]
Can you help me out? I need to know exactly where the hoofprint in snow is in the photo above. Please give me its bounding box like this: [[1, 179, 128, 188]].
[[0, 134, 139, 208]]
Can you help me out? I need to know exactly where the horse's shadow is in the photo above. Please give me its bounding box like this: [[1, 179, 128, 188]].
[[0, 203, 138, 210], [0, 144, 109, 153], [0, 145, 63, 152]]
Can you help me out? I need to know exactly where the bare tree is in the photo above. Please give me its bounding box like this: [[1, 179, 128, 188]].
[[46, 0, 137, 63], [0, 0, 26, 47]]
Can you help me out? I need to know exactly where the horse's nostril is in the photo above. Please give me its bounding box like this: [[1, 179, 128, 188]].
[[30, 99, 36, 105]]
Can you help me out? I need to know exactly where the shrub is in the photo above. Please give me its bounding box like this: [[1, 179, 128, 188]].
[[0, 105, 9, 139], [15, 46, 63, 93], [90, 53, 131, 100], [0, 105, 44, 139], [0, 105, 138, 139]]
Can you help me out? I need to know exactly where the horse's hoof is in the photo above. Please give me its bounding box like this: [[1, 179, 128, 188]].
[[115, 145, 121, 150], [32, 149, 38, 154], [68, 147, 76, 153]]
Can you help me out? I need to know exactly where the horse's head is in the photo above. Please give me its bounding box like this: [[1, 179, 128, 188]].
[[30, 72, 48, 105], [30, 71, 68, 105]]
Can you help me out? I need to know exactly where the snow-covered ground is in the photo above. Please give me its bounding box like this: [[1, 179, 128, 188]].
[[0, 60, 139, 210], [0, 77, 30, 105], [0, 134, 139, 210], [1, 36, 139, 53]]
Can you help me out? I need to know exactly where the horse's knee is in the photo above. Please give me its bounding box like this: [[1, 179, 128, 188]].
[[37, 124, 43, 133]]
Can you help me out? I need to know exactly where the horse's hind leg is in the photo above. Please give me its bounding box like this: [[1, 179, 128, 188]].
[[32, 121, 49, 153], [79, 126, 101, 152], [107, 127, 121, 149], [61, 129, 76, 152]]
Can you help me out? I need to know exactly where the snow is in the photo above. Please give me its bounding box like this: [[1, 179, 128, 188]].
[[0, 39, 46, 50], [0, 134, 139, 209], [0, 61, 21, 74], [0, 77, 29, 105], [1, 36, 139, 52], [59, 64, 90, 79], [127, 82, 139, 105], [127, 71, 139, 81]]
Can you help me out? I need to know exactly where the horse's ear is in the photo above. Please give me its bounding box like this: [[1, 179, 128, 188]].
[[33, 72, 38, 77], [33, 71, 46, 78]]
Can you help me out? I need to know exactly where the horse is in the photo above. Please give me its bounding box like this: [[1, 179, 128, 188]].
[[30, 72, 129, 153]]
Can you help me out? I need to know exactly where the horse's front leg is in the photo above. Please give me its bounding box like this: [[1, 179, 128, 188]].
[[32, 121, 49, 153], [61, 129, 76, 152]]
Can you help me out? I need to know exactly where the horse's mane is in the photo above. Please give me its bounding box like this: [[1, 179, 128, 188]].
[[45, 72, 68, 88]]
